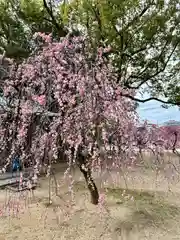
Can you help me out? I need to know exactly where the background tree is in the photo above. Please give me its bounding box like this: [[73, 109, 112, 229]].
[[64, 0, 180, 105], [1, 0, 179, 105], [0, 0, 67, 60], [0, 0, 31, 59]]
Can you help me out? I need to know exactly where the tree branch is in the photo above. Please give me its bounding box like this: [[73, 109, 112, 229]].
[[172, 132, 180, 157], [120, 93, 180, 106], [120, 4, 151, 34], [43, 0, 67, 37], [126, 36, 179, 89], [91, 5, 105, 41]]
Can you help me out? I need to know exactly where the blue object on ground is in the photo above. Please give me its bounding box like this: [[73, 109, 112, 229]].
[[12, 156, 20, 172]]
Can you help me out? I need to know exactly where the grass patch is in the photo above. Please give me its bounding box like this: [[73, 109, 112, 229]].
[[73, 181, 87, 191], [106, 187, 180, 227], [106, 187, 154, 201]]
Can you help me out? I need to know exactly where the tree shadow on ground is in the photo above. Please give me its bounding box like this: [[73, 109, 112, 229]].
[[106, 187, 180, 236]]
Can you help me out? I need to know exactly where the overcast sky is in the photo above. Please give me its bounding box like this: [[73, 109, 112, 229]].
[[137, 92, 180, 124]]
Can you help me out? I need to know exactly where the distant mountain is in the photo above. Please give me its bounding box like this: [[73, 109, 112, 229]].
[[164, 120, 180, 126]]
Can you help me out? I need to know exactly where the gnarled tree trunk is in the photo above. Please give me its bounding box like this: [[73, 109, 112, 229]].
[[79, 163, 99, 205], [76, 148, 99, 205]]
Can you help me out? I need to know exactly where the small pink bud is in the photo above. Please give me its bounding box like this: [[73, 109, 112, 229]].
[[79, 88, 85, 97]]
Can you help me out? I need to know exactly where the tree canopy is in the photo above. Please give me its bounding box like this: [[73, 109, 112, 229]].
[[0, 0, 67, 60], [0, 0, 179, 105], [64, 0, 180, 105]]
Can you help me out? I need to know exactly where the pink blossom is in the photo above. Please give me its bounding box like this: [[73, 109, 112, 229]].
[[32, 95, 46, 106], [98, 193, 106, 205], [18, 127, 26, 137], [97, 47, 103, 57], [70, 97, 76, 105], [34, 32, 52, 43], [79, 87, 85, 97], [115, 87, 121, 95], [3, 85, 14, 96], [37, 95, 46, 106]]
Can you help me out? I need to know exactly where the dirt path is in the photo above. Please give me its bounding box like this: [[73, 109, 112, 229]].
[[0, 165, 180, 239]]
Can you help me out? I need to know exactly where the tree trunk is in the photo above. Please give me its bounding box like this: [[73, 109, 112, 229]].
[[70, 145, 99, 205], [79, 163, 99, 205]]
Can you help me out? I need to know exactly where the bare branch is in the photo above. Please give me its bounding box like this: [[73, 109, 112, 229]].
[[120, 93, 180, 106]]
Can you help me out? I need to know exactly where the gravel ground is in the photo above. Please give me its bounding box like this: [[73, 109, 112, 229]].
[[0, 162, 180, 240]]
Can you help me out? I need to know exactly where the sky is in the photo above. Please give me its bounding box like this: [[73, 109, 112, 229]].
[[137, 92, 180, 124]]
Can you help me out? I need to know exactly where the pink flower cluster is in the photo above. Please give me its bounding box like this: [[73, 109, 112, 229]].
[[32, 95, 46, 106], [0, 33, 140, 174]]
